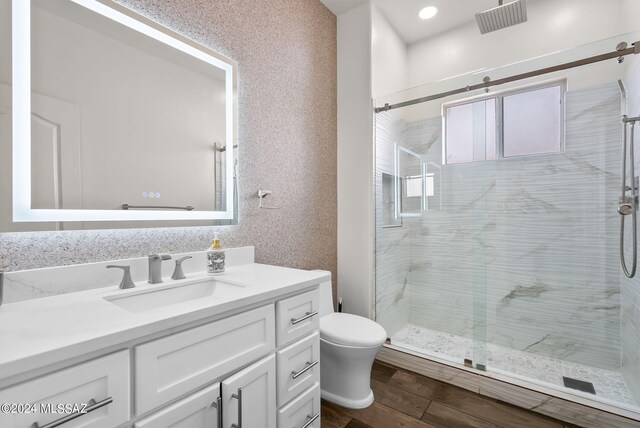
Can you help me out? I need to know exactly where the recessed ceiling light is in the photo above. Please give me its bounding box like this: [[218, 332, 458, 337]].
[[418, 6, 438, 20]]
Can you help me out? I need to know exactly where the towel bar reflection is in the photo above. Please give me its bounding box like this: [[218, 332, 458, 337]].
[[122, 204, 194, 211]]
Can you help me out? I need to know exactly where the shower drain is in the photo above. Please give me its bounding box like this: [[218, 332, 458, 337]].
[[563, 376, 596, 394]]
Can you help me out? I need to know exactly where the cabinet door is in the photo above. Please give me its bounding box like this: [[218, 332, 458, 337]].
[[0, 351, 129, 428], [135, 383, 220, 428], [222, 354, 276, 428]]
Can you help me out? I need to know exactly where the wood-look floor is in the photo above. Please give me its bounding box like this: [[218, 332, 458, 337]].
[[321, 360, 582, 428]]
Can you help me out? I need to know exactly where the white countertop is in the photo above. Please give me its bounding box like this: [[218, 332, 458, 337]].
[[0, 263, 330, 382]]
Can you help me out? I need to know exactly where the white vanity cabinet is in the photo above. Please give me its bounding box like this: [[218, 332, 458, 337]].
[[134, 288, 320, 428], [0, 276, 324, 428]]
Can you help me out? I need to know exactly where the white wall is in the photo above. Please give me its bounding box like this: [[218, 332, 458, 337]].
[[337, 2, 409, 319], [337, 3, 374, 317], [623, 0, 640, 33], [371, 4, 408, 99], [407, 0, 629, 88]]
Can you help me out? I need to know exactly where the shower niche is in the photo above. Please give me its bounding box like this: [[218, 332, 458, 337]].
[[381, 173, 401, 228]]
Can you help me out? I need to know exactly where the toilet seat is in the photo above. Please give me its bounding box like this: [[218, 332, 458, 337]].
[[320, 313, 387, 347]]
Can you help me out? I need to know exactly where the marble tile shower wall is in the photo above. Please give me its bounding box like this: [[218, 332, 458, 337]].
[[621, 54, 640, 402], [378, 84, 623, 371]]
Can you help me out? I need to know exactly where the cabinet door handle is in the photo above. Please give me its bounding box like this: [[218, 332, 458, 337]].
[[291, 311, 318, 325], [301, 413, 320, 428], [211, 396, 222, 428], [291, 360, 319, 379], [30, 397, 113, 428], [231, 387, 242, 428]]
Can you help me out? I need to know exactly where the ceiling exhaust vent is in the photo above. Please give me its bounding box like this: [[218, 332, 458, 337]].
[[475, 0, 528, 34]]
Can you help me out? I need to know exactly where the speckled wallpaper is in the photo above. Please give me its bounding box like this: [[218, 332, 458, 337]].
[[0, 0, 337, 283]]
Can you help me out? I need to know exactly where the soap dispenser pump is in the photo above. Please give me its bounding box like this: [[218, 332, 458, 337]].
[[207, 235, 225, 275]]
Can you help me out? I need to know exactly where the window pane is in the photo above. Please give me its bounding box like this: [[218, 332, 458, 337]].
[[503, 85, 562, 157], [445, 103, 474, 164], [485, 99, 496, 160], [445, 99, 496, 164]]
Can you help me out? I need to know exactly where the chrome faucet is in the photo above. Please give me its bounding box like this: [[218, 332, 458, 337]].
[[148, 254, 172, 284]]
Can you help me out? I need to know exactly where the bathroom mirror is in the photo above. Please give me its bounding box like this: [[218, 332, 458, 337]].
[[0, 0, 237, 231]]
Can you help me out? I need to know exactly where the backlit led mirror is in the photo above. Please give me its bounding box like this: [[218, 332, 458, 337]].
[[1, 0, 238, 231]]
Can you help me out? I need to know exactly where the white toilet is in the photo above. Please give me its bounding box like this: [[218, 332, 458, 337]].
[[318, 279, 387, 409]]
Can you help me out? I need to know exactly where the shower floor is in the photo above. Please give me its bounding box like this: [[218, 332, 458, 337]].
[[391, 324, 636, 407]]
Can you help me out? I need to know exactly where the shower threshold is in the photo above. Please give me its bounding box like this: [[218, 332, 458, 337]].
[[391, 324, 636, 408]]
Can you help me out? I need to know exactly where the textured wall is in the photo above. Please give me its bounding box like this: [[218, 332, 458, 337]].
[[0, 0, 337, 287]]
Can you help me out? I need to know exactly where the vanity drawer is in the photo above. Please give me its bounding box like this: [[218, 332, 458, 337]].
[[276, 332, 320, 406], [134, 383, 220, 428], [135, 304, 275, 415], [276, 289, 319, 346], [277, 383, 321, 428], [0, 351, 130, 428]]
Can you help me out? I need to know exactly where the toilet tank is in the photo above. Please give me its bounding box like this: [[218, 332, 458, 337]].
[[315, 271, 334, 317]]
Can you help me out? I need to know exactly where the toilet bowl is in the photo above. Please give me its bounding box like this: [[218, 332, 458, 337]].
[[318, 277, 387, 409]]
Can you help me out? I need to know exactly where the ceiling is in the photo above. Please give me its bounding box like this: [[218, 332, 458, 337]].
[[319, 0, 368, 16], [320, 0, 538, 45]]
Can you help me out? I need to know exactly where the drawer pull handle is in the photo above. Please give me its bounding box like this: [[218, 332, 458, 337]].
[[31, 397, 113, 428], [301, 413, 320, 428], [291, 311, 318, 325], [231, 387, 242, 428], [291, 360, 319, 379], [211, 396, 222, 428]]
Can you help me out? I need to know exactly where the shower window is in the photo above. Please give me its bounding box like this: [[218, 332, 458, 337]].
[[443, 80, 565, 165], [443, 98, 497, 164]]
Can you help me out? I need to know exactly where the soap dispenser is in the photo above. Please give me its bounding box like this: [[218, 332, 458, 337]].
[[207, 235, 225, 275]]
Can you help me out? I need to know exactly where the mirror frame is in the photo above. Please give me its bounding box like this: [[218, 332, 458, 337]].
[[12, 0, 238, 222]]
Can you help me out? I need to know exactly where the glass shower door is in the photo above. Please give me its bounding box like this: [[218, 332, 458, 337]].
[[374, 96, 491, 370], [374, 32, 640, 415]]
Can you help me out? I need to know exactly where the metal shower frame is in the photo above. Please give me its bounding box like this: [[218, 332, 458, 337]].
[[375, 41, 640, 113]]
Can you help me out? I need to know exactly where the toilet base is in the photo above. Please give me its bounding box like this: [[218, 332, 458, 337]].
[[321, 388, 374, 409]]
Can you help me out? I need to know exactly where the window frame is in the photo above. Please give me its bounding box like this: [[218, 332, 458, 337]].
[[441, 79, 566, 165]]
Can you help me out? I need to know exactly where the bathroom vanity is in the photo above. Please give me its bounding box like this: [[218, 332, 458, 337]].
[[0, 249, 327, 428]]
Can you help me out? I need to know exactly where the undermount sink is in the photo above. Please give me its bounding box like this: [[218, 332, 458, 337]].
[[104, 279, 243, 313]]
